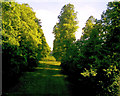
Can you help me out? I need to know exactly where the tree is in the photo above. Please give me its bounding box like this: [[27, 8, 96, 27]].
[[81, 16, 96, 41], [2, 2, 50, 91], [53, 3, 79, 61], [60, 1, 120, 95], [101, 1, 120, 54]]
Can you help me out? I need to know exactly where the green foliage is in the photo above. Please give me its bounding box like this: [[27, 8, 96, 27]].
[[2, 2, 50, 91], [53, 3, 79, 61], [81, 16, 96, 40], [61, 1, 120, 96]]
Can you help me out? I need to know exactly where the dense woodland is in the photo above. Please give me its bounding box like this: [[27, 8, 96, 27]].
[[2, 1, 120, 96], [2, 2, 50, 92], [53, 2, 120, 96]]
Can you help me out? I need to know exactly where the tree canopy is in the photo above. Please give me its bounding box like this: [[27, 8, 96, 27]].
[[60, 1, 120, 95], [2, 2, 50, 91], [53, 3, 79, 61]]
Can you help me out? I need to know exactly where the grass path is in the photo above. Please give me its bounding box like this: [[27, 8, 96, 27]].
[[6, 61, 70, 96]]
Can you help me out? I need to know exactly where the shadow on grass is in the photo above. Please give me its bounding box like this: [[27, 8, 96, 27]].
[[4, 61, 83, 96]]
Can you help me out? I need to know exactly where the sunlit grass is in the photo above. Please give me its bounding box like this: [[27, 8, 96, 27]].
[[33, 72, 67, 77], [6, 58, 69, 95], [39, 61, 61, 66], [35, 67, 61, 71], [52, 74, 67, 77], [41, 56, 56, 61]]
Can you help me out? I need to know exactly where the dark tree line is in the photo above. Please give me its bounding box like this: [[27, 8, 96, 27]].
[[53, 2, 120, 96]]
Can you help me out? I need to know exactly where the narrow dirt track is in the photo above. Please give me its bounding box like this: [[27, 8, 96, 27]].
[[6, 61, 70, 96]]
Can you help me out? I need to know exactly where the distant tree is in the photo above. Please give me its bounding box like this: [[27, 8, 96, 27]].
[[81, 16, 96, 41], [53, 3, 79, 61], [38, 26, 51, 59]]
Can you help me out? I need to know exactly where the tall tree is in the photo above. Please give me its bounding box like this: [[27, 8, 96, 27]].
[[81, 16, 96, 41], [101, 1, 120, 54], [53, 3, 79, 61], [2, 2, 50, 91], [61, 1, 120, 95]]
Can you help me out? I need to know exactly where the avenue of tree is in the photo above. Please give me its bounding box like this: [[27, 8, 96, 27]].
[[2, 1, 120, 96], [53, 2, 120, 96]]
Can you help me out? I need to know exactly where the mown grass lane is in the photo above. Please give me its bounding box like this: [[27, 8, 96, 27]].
[[6, 61, 70, 96]]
